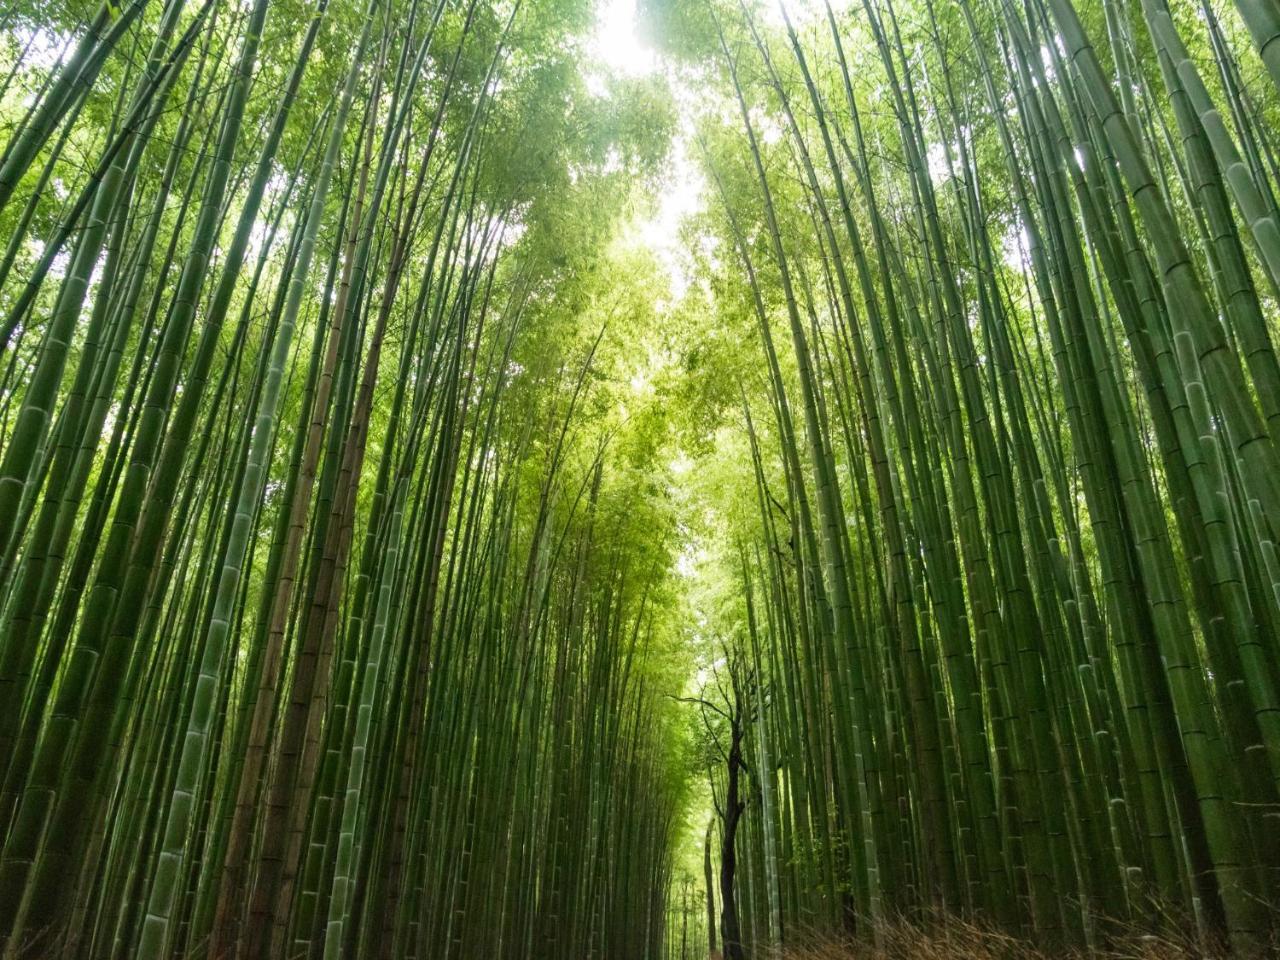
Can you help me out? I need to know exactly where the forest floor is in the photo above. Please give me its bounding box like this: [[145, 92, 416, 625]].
[[772, 917, 1240, 960]]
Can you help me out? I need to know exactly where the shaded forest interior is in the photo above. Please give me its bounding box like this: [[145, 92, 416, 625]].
[[2, 0, 1280, 956]]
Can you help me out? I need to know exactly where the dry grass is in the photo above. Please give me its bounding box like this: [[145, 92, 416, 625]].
[[771, 913, 1239, 960]]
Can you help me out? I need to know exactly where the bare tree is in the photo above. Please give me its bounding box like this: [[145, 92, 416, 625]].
[[680, 643, 755, 960]]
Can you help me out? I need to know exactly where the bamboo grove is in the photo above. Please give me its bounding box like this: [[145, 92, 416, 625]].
[[0, 0, 691, 955], [651, 0, 1280, 955], [3, 0, 1280, 957]]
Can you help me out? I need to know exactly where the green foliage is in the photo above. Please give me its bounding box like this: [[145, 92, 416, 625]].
[[3, 0, 1280, 958]]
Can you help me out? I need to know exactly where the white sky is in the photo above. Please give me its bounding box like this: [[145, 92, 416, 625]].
[[591, 0, 657, 76], [7, 28, 68, 73], [589, 0, 706, 298], [585, 0, 860, 300]]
